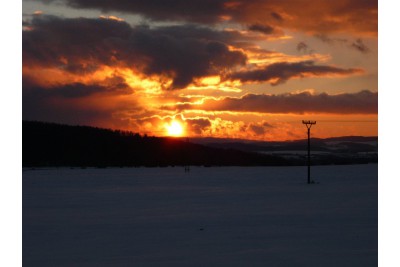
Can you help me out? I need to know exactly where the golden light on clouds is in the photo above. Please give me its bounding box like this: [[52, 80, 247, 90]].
[[197, 76, 221, 86], [99, 15, 125, 22], [22, 2, 377, 141]]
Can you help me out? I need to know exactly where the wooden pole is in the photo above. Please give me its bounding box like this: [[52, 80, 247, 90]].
[[302, 120, 316, 184]]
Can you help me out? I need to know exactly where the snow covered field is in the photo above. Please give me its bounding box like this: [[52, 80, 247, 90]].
[[23, 164, 377, 267]]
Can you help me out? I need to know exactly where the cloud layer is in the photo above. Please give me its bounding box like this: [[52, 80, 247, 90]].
[[23, 16, 249, 90], [174, 90, 377, 114], [24, 15, 363, 91], [35, 0, 378, 35], [21, 1, 378, 140], [227, 61, 363, 85]]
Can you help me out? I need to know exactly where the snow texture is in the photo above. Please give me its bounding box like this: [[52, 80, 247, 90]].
[[23, 164, 377, 266]]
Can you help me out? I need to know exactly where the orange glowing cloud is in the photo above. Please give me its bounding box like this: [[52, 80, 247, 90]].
[[226, 61, 364, 85], [171, 90, 377, 115], [22, 7, 377, 141], [99, 15, 125, 21], [129, 112, 377, 141]]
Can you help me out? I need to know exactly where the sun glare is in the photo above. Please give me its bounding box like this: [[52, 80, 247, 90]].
[[166, 121, 184, 136]]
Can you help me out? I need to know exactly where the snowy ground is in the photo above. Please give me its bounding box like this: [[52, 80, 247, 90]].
[[23, 164, 377, 267]]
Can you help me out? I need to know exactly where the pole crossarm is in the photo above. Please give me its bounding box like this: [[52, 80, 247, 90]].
[[302, 120, 316, 129]]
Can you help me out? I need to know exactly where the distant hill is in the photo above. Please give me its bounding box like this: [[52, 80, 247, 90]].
[[188, 136, 377, 164], [23, 121, 291, 167], [23, 121, 377, 167], [188, 136, 377, 151]]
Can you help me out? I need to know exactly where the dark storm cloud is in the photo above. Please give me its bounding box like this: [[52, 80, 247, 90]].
[[314, 33, 341, 44], [314, 34, 370, 54], [296, 42, 315, 54], [351, 39, 370, 54], [270, 12, 283, 21], [297, 42, 308, 53], [23, 16, 247, 89], [23, 75, 132, 99], [23, 15, 132, 73], [248, 124, 266, 135], [39, 0, 229, 23], [176, 90, 377, 114], [129, 26, 247, 89], [34, 0, 377, 35], [22, 97, 115, 127], [185, 118, 212, 134], [38, 83, 120, 98], [245, 122, 274, 136], [22, 83, 114, 126], [22, 75, 138, 127], [227, 61, 363, 85], [248, 24, 275, 35], [297, 42, 314, 55]]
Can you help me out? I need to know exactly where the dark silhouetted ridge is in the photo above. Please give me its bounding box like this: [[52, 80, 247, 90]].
[[23, 121, 290, 167]]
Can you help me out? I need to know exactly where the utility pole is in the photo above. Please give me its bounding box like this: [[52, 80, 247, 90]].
[[302, 120, 316, 184]]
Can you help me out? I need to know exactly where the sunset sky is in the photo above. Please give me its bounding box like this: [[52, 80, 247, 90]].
[[22, 0, 378, 140]]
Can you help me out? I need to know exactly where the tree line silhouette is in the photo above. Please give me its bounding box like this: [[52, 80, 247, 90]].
[[23, 121, 291, 167]]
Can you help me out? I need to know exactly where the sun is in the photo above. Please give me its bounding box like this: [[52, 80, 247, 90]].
[[166, 120, 184, 136]]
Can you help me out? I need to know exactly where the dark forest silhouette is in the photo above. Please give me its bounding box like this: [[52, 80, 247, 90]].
[[23, 121, 291, 167]]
